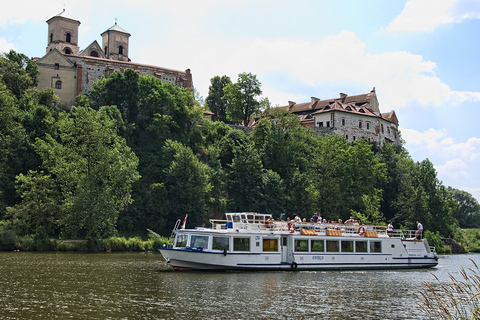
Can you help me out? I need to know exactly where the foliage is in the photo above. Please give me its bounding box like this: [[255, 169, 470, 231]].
[[0, 57, 476, 243], [205, 75, 231, 122], [414, 259, 480, 319], [424, 230, 451, 254], [448, 187, 480, 229], [223, 72, 262, 125]]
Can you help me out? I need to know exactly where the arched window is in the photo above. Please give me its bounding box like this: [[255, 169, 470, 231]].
[[104, 46, 108, 54], [345, 106, 352, 111], [50, 33, 53, 43], [90, 51, 99, 57], [66, 33, 71, 43], [118, 45, 123, 55], [64, 48, 71, 54], [55, 80, 62, 89]]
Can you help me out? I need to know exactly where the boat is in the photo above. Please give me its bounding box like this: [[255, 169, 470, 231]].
[[159, 212, 438, 271]]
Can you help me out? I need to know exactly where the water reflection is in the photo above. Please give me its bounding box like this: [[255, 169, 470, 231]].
[[0, 252, 477, 319]]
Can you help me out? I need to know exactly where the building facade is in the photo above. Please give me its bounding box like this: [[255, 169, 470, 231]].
[[276, 88, 400, 147], [35, 10, 193, 109]]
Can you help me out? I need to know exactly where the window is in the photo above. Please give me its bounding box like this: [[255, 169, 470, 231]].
[[66, 32, 71, 43], [326, 240, 339, 252], [55, 80, 62, 89], [190, 235, 209, 249], [359, 121, 362, 129], [366, 123, 370, 130], [64, 48, 71, 54], [319, 122, 323, 127], [370, 241, 382, 253], [90, 51, 99, 57], [119, 45, 124, 55], [341, 240, 354, 253], [55, 63, 60, 70], [104, 46, 108, 54], [212, 236, 229, 251], [359, 108, 365, 113], [342, 119, 345, 126], [355, 241, 368, 253], [175, 234, 188, 248], [381, 124, 384, 133], [295, 239, 308, 252], [353, 136, 356, 141], [263, 238, 278, 252], [346, 106, 352, 111], [311, 240, 324, 252], [345, 135, 348, 140], [233, 237, 250, 251], [50, 33, 53, 43], [326, 121, 330, 127]]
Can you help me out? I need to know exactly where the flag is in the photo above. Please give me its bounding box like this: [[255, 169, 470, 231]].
[[181, 214, 188, 229]]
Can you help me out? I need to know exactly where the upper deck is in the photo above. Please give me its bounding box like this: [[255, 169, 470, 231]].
[[208, 212, 421, 239]]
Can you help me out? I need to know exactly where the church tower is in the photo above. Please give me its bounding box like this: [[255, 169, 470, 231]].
[[46, 9, 81, 55], [101, 22, 131, 62]]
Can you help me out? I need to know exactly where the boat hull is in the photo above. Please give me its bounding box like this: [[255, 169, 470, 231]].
[[159, 247, 438, 271]]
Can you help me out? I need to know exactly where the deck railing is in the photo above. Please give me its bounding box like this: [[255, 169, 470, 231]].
[[208, 219, 422, 239]]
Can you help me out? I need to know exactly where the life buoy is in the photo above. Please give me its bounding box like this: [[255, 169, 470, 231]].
[[289, 223, 296, 233], [358, 226, 365, 236]]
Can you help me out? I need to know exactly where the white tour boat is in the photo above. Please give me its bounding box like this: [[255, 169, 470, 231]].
[[159, 212, 438, 271]]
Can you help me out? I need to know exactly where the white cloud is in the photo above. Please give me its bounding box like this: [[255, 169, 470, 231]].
[[386, 0, 480, 32], [401, 128, 480, 161], [0, 38, 16, 53], [435, 158, 469, 182], [147, 30, 480, 109]]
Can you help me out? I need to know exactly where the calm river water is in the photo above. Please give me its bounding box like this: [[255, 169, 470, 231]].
[[0, 252, 477, 319]]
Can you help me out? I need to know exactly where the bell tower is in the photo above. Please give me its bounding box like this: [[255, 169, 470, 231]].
[[46, 9, 80, 55], [101, 21, 131, 62]]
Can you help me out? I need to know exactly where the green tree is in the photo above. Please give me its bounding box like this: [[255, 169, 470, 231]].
[[448, 187, 480, 228], [223, 72, 262, 125], [205, 75, 231, 122], [32, 106, 140, 239], [162, 140, 210, 232], [227, 143, 264, 211], [0, 50, 39, 99]]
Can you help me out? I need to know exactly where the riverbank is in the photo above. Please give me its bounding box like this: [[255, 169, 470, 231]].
[[0, 234, 170, 252]]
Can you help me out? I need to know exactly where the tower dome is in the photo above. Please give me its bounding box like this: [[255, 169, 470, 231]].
[[46, 9, 81, 55]]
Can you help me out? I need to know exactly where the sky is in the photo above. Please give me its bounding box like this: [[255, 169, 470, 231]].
[[1, 0, 479, 201]]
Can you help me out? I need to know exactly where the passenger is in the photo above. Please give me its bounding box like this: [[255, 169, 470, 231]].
[[294, 215, 302, 223], [280, 213, 286, 221], [387, 222, 393, 237], [312, 213, 319, 223], [415, 221, 423, 239], [266, 216, 274, 230]]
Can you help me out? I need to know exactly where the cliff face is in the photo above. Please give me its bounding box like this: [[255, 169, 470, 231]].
[[444, 238, 467, 254]]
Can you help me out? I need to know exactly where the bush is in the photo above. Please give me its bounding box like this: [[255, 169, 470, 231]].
[[0, 229, 18, 250], [424, 230, 451, 254]]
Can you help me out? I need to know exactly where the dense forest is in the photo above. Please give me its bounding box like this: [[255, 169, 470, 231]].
[[1, 50, 479, 250]]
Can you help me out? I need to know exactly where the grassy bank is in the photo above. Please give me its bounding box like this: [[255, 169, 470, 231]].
[[456, 228, 480, 253], [0, 229, 170, 252]]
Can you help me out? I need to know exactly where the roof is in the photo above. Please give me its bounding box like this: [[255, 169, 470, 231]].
[[47, 9, 80, 24], [101, 22, 131, 36]]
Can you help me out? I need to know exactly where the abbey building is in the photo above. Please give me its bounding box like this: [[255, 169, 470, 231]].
[[35, 10, 193, 109]]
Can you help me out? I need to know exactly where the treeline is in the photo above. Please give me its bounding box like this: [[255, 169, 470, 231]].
[[1, 50, 479, 249]]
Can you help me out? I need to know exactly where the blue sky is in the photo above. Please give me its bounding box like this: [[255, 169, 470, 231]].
[[1, 0, 479, 201]]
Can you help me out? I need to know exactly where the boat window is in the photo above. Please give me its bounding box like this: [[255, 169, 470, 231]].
[[262, 238, 278, 251], [311, 240, 324, 252], [175, 234, 188, 248], [326, 240, 339, 252], [233, 237, 250, 251], [341, 240, 354, 253], [355, 241, 368, 253], [370, 241, 382, 253], [294, 239, 308, 252], [212, 236, 229, 251], [190, 235, 209, 250]]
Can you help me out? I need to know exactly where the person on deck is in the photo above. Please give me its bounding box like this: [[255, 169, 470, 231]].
[[387, 222, 393, 237], [415, 221, 423, 239]]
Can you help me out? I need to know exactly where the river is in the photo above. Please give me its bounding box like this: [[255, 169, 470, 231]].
[[0, 252, 477, 319]]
